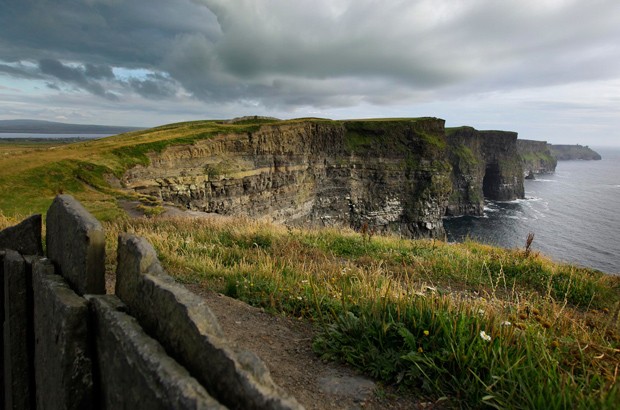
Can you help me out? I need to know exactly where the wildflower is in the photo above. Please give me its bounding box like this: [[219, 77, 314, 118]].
[[301, 279, 309, 284], [478, 309, 485, 316], [418, 347, 424, 353], [423, 330, 430, 336], [296, 296, 303, 301], [501, 321, 512, 326], [480, 331, 492, 342]]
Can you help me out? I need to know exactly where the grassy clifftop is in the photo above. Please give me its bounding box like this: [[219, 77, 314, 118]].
[[4, 211, 615, 408], [0, 117, 444, 220], [0, 119, 281, 219], [109, 216, 620, 408], [1, 117, 619, 407], [550, 144, 602, 160]]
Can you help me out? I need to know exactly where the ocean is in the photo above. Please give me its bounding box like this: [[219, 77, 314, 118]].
[[444, 147, 620, 275]]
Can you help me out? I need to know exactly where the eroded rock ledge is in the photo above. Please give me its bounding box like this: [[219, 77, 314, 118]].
[[517, 139, 558, 176], [123, 118, 526, 238]]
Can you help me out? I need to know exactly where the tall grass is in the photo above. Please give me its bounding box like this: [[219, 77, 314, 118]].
[[3, 210, 618, 408], [103, 216, 620, 409]]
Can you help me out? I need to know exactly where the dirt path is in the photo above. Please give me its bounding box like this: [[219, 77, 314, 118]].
[[187, 286, 421, 410], [119, 204, 426, 409]]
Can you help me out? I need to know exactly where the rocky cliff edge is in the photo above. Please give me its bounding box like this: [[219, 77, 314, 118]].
[[122, 118, 525, 238]]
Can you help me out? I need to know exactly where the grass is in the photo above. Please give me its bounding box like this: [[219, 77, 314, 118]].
[[92, 215, 620, 409], [0, 117, 448, 220], [2, 199, 619, 408], [0, 120, 265, 219], [1, 119, 619, 407]]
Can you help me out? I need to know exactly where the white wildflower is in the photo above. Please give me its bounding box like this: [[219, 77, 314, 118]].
[[501, 321, 512, 326], [480, 331, 492, 342]]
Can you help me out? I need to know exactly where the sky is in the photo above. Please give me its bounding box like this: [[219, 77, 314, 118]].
[[1, 0, 619, 146]]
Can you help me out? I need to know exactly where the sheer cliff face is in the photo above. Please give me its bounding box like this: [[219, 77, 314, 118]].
[[517, 140, 557, 175], [122, 119, 453, 238], [446, 127, 525, 216]]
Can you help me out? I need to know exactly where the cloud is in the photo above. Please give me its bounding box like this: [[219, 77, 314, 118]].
[[127, 74, 179, 99], [38, 59, 118, 100], [1, 0, 620, 119], [0, 62, 44, 80]]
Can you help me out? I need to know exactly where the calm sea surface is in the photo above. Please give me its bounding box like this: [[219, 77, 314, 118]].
[[444, 147, 620, 275]]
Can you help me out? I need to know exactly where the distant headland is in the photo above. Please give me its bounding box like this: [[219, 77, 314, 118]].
[[548, 144, 602, 161]]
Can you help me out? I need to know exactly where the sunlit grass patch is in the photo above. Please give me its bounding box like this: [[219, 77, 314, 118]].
[[102, 215, 620, 409]]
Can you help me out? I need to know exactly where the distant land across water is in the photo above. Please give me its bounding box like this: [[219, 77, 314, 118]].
[[0, 119, 144, 135]]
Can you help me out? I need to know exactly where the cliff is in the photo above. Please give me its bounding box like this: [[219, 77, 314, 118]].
[[122, 118, 525, 238], [517, 139, 557, 175], [122, 118, 453, 238], [549, 144, 602, 160], [445, 127, 524, 216]]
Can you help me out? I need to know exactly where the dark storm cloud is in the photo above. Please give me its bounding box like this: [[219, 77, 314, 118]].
[[0, 0, 219, 66], [1, 0, 620, 110], [85, 64, 115, 80], [0, 63, 43, 80], [38, 58, 117, 100], [127, 74, 179, 99]]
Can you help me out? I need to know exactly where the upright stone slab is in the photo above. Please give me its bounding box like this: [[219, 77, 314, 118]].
[[46, 195, 105, 295], [1, 250, 5, 407], [87, 295, 225, 410], [3, 250, 33, 410], [32, 258, 94, 410], [0, 215, 43, 256], [115, 234, 303, 410]]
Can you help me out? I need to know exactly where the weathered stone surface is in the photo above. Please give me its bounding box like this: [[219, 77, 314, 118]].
[[87, 294, 225, 410], [446, 127, 525, 216], [517, 139, 557, 176], [0, 214, 43, 256], [115, 233, 303, 410], [1, 250, 5, 407], [46, 194, 105, 295], [122, 119, 452, 238], [3, 249, 33, 410], [32, 258, 94, 410]]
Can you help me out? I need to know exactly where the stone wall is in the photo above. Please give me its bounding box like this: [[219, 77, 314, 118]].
[[1, 195, 302, 410]]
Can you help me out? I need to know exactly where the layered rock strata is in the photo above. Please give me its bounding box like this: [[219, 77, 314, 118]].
[[123, 119, 526, 238], [517, 139, 557, 176], [445, 127, 525, 216], [123, 119, 453, 238]]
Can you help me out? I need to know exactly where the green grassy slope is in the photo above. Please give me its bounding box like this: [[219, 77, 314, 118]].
[[0, 119, 276, 219], [1, 117, 618, 408]]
